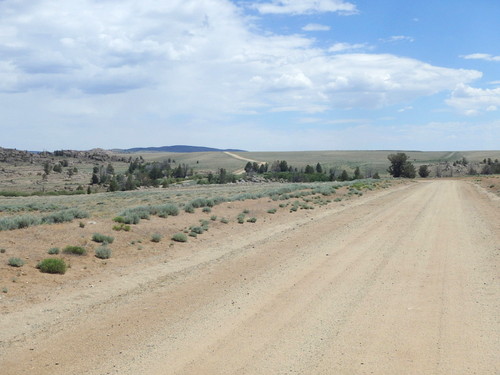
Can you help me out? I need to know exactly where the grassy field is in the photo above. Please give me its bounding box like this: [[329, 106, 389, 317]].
[[1, 149, 499, 195], [121, 149, 500, 175]]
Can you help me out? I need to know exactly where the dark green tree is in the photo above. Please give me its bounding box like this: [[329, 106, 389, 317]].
[[316, 163, 323, 174], [354, 166, 362, 180], [387, 153, 416, 178], [339, 170, 349, 181], [418, 165, 430, 178], [304, 165, 315, 174]]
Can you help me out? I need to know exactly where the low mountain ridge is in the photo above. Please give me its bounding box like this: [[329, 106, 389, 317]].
[[114, 145, 246, 153]]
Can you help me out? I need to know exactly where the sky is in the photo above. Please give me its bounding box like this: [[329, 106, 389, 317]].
[[0, 0, 499, 152]]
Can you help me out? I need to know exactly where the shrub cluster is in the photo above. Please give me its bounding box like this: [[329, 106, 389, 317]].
[[63, 246, 87, 255], [0, 209, 89, 231], [92, 233, 115, 244], [172, 233, 187, 242], [8, 257, 25, 267], [151, 233, 162, 243], [95, 246, 112, 259], [37, 258, 67, 274]]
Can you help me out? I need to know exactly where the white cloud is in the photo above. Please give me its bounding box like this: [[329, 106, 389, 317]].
[[328, 42, 370, 52], [0, 0, 489, 151], [447, 84, 500, 115], [398, 106, 413, 112], [461, 53, 500, 62], [252, 0, 357, 15], [380, 35, 415, 43], [302, 23, 331, 31]]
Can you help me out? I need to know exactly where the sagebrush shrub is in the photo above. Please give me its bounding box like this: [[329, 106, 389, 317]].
[[38, 258, 67, 274], [8, 257, 24, 267], [48, 247, 60, 255], [151, 233, 162, 243], [172, 233, 187, 242], [92, 233, 114, 244], [63, 246, 86, 255], [95, 246, 112, 259]]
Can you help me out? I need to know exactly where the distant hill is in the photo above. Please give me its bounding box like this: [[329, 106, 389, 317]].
[[114, 145, 246, 153]]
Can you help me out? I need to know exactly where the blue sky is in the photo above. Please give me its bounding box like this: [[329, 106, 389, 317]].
[[0, 0, 498, 151]]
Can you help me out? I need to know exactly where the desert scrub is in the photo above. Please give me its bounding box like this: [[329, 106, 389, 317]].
[[172, 233, 187, 242], [92, 233, 114, 244], [0, 215, 41, 231], [48, 247, 60, 255], [155, 204, 179, 218], [220, 217, 229, 224], [151, 233, 162, 243], [95, 246, 112, 259], [37, 258, 67, 274], [237, 213, 246, 224], [8, 257, 25, 267], [0, 209, 89, 231], [202, 207, 211, 213], [188, 232, 198, 238], [63, 245, 87, 255], [210, 215, 217, 221], [184, 205, 195, 213], [190, 226, 204, 235], [267, 208, 277, 214], [113, 223, 131, 231], [246, 217, 257, 223], [41, 208, 89, 224]]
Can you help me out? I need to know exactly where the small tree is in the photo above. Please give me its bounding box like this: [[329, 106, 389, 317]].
[[304, 165, 315, 174], [387, 153, 416, 178], [418, 165, 430, 178], [339, 170, 350, 181], [353, 166, 362, 180], [316, 163, 323, 174]]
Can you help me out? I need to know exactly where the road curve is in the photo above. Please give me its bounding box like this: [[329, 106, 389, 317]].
[[1, 180, 498, 374]]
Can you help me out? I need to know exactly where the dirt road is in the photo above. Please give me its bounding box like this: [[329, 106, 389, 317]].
[[1, 180, 498, 374], [223, 151, 265, 174]]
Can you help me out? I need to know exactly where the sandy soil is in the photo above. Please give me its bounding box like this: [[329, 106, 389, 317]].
[[0, 180, 498, 374]]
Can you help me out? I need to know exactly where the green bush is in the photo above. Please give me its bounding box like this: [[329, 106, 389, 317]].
[[220, 217, 229, 224], [113, 223, 131, 231], [63, 246, 87, 255], [113, 216, 125, 223], [8, 257, 24, 267], [246, 217, 257, 223], [237, 213, 245, 224], [210, 215, 217, 221], [92, 233, 114, 244], [190, 226, 204, 235], [188, 232, 197, 238], [172, 233, 187, 242], [267, 208, 277, 214], [37, 258, 67, 274], [156, 204, 179, 218], [184, 205, 195, 213], [0, 215, 41, 231], [42, 208, 89, 224], [151, 233, 162, 243], [95, 246, 112, 259], [48, 247, 60, 255]]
